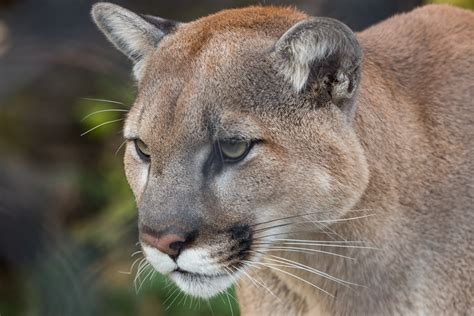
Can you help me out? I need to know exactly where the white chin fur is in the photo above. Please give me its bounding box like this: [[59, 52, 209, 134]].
[[142, 245, 239, 298], [170, 272, 235, 299]]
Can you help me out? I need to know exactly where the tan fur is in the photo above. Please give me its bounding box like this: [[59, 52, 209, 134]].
[[236, 5, 474, 315], [93, 3, 473, 315]]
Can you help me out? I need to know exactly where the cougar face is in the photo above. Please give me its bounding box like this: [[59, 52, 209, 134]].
[[92, 3, 368, 298]]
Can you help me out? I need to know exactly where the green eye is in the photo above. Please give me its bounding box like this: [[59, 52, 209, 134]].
[[219, 140, 251, 162], [134, 139, 150, 161]]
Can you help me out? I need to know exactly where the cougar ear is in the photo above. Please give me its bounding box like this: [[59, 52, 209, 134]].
[[91, 2, 180, 79], [273, 17, 362, 111]]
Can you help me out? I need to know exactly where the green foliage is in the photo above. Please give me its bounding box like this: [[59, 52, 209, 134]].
[[427, 0, 474, 9], [74, 77, 133, 140]]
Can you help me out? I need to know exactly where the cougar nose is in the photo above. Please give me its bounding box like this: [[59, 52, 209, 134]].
[[141, 232, 187, 258]]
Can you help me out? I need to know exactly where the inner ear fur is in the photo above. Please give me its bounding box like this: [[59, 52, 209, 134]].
[[91, 2, 179, 79], [273, 17, 363, 110]]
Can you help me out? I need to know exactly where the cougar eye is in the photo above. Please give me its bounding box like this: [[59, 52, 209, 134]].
[[134, 139, 150, 161], [219, 140, 251, 162]]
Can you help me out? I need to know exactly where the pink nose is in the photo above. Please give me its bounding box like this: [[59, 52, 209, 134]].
[[141, 233, 186, 258]]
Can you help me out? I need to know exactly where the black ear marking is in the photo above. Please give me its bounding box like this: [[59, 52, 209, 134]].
[[140, 15, 180, 34], [273, 17, 362, 111]]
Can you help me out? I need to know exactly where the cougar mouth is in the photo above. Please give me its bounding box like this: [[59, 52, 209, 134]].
[[142, 243, 246, 298]]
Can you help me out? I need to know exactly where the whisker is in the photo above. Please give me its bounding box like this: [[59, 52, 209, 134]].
[[309, 220, 347, 242], [314, 214, 376, 224], [264, 239, 369, 244], [253, 241, 378, 250], [248, 250, 361, 292], [130, 257, 144, 272], [243, 259, 334, 297], [166, 289, 183, 310], [115, 139, 128, 156], [133, 258, 148, 292], [118, 255, 143, 275], [218, 293, 227, 309], [264, 254, 362, 289], [137, 264, 154, 293], [250, 209, 373, 228], [80, 118, 124, 136], [225, 291, 234, 316], [81, 108, 129, 121], [149, 270, 156, 281], [250, 210, 335, 228], [255, 229, 374, 240], [81, 97, 129, 107], [249, 246, 356, 260], [234, 265, 261, 291], [136, 262, 151, 293], [254, 229, 329, 240], [262, 261, 356, 291], [235, 264, 281, 303], [134, 257, 147, 279], [163, 278, 173, 291], [131, 250, 142, 257], [253, 214, 375, 234], [206, 298, 215, 316], [181, 292, 189, 307], [163, 287, 180, 307], [118, 271, 132, 275], [224, 286, 239, 304], [224, 266, 241, 288]]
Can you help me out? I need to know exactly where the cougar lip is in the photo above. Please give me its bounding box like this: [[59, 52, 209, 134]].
[[170, 267, 225, 279], [172, 267, 226, 279]]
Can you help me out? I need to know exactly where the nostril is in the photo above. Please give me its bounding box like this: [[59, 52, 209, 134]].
[[141, 233, 186, 258], [169, 240, 185, 252], [140, 229, 200, 259]]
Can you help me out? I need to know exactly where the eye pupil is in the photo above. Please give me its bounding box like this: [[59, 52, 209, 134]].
[[134, 139, 150, 161], [219, 140, 251, 162]]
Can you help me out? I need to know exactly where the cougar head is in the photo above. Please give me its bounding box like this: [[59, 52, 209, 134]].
[[92, 2, 369, 298]]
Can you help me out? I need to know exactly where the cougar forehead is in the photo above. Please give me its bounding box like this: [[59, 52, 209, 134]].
[[157, 6, 307, 57]]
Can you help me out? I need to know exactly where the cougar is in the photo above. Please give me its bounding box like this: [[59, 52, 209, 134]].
[[91, 2, 473, 315]]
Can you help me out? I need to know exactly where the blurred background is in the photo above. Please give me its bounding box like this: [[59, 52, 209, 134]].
[[0, 0, 472, 315]]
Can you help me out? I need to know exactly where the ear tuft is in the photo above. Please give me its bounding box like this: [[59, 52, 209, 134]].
[[273, 17, 362, 107]]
